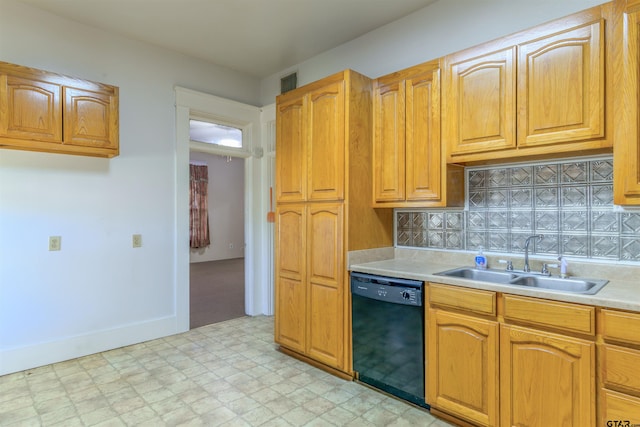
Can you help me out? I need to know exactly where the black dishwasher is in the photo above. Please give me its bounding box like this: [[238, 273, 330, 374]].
[[351, 272, 427, 408]]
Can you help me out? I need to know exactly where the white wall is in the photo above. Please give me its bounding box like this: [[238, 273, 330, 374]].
[[0, 0, 607, 375], [0, 0, 262, 375], [189, 152, 245, 263], [260, 0, 606, 105]]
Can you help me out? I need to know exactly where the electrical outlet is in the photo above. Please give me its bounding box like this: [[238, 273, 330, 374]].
[[132, 234, 142, 248], [49, 236, 61, 251], [229, 243, 234, 249]]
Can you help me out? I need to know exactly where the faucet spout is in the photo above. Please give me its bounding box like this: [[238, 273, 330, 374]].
[[523, 234, 544, 272]]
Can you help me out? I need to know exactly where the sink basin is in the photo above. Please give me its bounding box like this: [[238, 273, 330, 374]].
[[508, 275, 608, 295], [435, 267, 518, 284], [434, 267, 608, 295]]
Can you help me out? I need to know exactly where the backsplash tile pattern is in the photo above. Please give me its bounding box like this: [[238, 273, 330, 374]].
[[396, 157, 640, 262]]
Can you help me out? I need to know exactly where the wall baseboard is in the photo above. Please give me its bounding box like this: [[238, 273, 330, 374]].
[[0, 315, 182, 376]]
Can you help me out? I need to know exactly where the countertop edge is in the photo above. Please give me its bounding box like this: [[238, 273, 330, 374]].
[[349, 258, 640, 313]]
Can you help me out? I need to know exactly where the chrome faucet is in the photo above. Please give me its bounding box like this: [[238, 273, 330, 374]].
[[523, 234, 544, 272]]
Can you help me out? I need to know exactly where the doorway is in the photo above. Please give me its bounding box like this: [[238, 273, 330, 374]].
[[175, 87, 272, 334], [189, 151, 245, 328]]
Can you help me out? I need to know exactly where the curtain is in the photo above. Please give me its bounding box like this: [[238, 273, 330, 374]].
[[190, 164, 210, 248]]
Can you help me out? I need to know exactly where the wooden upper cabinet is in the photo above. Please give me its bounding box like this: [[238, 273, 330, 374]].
[[64, 86, 118, 149], [276, 78, 345, 203], [406, 71, 442, 201], [444, 47, 517, 156], [307, 81, 345, 201], [444, 4, 611, 164], [276, 96, 306, 202], [373, 63, 464, 208], [615, 1, 640, 204], [373, 79, 405, 202], [0, 75, 62, 143], [0, 61, 119, 157], [518, 18, 604, 148]]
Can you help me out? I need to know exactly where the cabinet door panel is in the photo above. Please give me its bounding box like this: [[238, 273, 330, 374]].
[[601, 344, 640, 396], [276, 97, 306, 202], [373, 81, 405, 202], [601, 389, 640, 427], [615, 8, 640, 203], [274, 206, 306, 352], [500, 325, 595, 427], [406, 71, 441, 201], [307, 204, 343, 288], [308, 82, 345, 201], [518, 20, 604, 147], [307, 204, 344, 368], [0, 75, 61, 142], [445, 47, 516, 156], [427, 309, 499, 427], [64, 86, 118, 149]]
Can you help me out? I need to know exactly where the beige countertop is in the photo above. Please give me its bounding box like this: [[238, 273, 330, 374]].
[[349, 248, 640, 312]]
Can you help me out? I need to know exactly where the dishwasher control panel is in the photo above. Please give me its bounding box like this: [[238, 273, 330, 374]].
[[351, 272, 423, 306]]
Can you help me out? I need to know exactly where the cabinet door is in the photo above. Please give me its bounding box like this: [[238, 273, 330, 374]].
[[427, 308, 499, 427], [307, 81, 345, 201], [406, 70, 441, 201], [0, 74, 62, 143], [500, 325, 595, 427], [444, 47, 516, 157], [306, 203, 344, 369], [615, 7, 640, 204], [276, 96, 307, 202], [600, 389, 640, 427], [64, 86, 118, 149], [518, 19, 604, 147], [274, 205, 306, 352], [373, 80, 405, 202]]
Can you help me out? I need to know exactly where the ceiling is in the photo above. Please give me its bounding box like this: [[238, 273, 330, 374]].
[[17, 0, 438, 79]]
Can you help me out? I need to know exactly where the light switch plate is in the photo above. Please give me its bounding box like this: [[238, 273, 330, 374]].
[[132, 234, 142, 248]]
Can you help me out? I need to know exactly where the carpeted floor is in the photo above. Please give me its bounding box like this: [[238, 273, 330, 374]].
[[190, 257, 245, 329]]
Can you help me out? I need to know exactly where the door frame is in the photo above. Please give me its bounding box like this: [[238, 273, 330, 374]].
[[175, 86, 266, 331]]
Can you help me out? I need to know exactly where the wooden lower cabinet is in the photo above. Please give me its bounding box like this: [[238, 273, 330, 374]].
[[500, 324, 595, 427], [274, 202, 346, 371], [426, 284, 597, 427], [599, 308, 640, 427], [427, 308, 499, 427], [274, 205, 306, 353], [305, 204, 344, 368], [601, 389, 640, 424]]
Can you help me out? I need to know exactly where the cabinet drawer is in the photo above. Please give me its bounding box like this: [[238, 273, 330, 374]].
[[429, 283, 496, 316], [601, 309, 640, 346], [502, 294, 595, 336], [601, 344, 640, 396], [601, 389, 640, 425]]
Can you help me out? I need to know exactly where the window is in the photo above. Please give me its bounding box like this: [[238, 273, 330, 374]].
[[189, 120, 243, 149]]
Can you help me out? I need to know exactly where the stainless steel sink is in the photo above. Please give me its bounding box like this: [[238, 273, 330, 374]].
[[435, 267, 608, 295], [508, 275, 608, 294], [434, 267, 518, 284]]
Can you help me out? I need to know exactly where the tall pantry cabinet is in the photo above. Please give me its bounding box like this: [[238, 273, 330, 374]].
[[274, 70, 393, 375]]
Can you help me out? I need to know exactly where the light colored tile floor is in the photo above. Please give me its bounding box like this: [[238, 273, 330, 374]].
[[0, 316, 452, 426]]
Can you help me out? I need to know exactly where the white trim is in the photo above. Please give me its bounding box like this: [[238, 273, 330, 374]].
[[1, 316, 177, 375], [175, 86, 266, 323], [260, 103, 276, 315]]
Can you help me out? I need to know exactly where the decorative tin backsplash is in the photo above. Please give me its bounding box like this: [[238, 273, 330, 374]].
[[396, 157, 640, 262]]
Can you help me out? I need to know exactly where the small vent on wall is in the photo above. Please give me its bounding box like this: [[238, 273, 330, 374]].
[[280, 72, 297, 94]]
